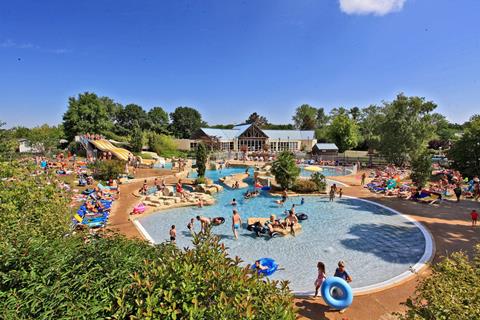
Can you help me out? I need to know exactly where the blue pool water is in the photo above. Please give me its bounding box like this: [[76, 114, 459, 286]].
[[299, 165, 351, 177], [137, 168, 428, 293]]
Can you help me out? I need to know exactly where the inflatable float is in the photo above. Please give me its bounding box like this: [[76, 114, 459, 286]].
[[320, 277, 353, 310], [133, 203, 146, 214], [296, 213, 308, 221], [247, 217, 302, 236], [251, 258, 278, 276], [211, 217, 225, 226]]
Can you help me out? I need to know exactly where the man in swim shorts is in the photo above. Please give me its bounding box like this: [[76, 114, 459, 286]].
[[169, 225, 176, 243], [232, 209, 242, 239], [285, 210, 298, 236], [196, 215, 211, 232]]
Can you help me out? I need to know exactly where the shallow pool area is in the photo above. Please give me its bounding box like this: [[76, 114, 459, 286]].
[[136, 168, 431, 294]]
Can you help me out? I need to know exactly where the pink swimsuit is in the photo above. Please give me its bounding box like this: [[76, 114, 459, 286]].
[[315, 271, 326, 287]]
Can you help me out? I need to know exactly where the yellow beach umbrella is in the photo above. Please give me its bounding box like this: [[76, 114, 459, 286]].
[[304, 166, 322, 172]]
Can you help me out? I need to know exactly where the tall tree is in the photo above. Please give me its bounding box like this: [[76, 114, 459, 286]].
[[316, 108, 329, 128], [148, 106, 170, 134], [410, 149, 433, 188], [292, 104, 317, 130], [358, 105, 383, 151], [377, 94, 436, 166], [116, 104, 149, 134], [169, 106, 204, 139], [448, 115, 480, 178], [195, 143, 209, 178], [271, 151, 301, 190], [327, 114, 360, 153], [62, 92, 115, 141], [130, 127, 144, 152], [245, 112, 268, 127], [349, 107, 361, 121], [27, 124, 64, 155]]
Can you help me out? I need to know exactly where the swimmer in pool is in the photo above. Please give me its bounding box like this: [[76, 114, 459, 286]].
[[232, 209, 242, 240]]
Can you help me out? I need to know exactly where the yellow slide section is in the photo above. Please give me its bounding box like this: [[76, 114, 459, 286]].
[[90, 139, 132, 161]]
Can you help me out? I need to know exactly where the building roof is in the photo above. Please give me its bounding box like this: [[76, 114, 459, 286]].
[[263, 130, 315, 140], [200, 128, 239, 140], [314, 143, 338, 150], [199, 125, 315, 141]]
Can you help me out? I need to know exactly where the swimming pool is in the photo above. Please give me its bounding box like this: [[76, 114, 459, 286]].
[[136, 168, 432, 294], [299, 165, 352, 177]]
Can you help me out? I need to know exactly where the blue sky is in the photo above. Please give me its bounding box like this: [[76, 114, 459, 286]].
[[1, 0, 479, 127]]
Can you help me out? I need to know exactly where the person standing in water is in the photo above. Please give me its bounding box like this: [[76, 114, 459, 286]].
[[232, 209, 242, 239], [169, 225, 176, 243], [329, 187, 335, 201]]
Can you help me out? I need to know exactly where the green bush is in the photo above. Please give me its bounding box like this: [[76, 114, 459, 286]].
[[0, 162, 296, 319], [292, 179, 318, 193], [310, 172, 327, 192], [88, 159, 125, 180], [148, 133, 181, 158], [397, 244, 480, 320], [271, 151, 301, 190], [196, 143, 209, 178]]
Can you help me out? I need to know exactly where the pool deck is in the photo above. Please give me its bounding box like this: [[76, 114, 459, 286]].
[[108, 168, 480, 320]]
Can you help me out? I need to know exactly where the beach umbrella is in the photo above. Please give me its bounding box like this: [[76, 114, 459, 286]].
[[304, 166, 322, 172]]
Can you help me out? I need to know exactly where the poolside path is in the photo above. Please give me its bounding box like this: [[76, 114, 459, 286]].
[[108, 168, 480, 320]]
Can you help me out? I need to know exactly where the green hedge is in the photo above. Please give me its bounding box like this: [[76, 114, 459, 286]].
[[0, 162, 296, 319]]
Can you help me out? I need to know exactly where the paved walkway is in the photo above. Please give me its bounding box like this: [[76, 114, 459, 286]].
[[108, 168, 480, 320]]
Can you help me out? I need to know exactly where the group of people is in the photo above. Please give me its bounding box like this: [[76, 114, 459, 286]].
[[313, 260, 353, 313], [329, 184, 343, 201]]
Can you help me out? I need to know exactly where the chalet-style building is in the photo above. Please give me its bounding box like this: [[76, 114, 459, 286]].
[[190, 124, 316, 153]]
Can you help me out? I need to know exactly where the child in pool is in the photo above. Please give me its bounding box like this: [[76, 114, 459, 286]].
[[314, 261, 326, 297]]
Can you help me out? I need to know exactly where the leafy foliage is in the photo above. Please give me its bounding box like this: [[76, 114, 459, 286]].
[[292, 104, 317, 130], [449, 115, 480, 178], [26, 124, 64, 155], [377, 94, 436, 166], [0, 163, 295, 319], [89, 159, 125, 180], [292, 179, 319, 193], [148, 106, 170, 134], [327, 113, 360, 152], [0, 121, 16, 160], [410, 150, 432, 188], [148, 133, 180, 158], [170, 106, 204, 139], [310, 172, 327, 192], [195, 143, 209, 177], [62, 92, 119, 141], [130, 127, 144, 153], [116, 103, 150, 134], [271, 151, 300, 190], [397, 245, 480, 320], [245, 112, 269, 127]]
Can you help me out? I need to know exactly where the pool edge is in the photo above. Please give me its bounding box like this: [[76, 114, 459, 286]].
[[133, 195, 435, 297]]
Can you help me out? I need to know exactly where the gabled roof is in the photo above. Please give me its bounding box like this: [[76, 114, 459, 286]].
[[199, 128, 239, 140], [314, 143, 338, 150], [197, 124, 316, 141], [263, 130, 315, 140]]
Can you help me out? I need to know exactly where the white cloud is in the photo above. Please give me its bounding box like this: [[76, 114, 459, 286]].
[[339, 0, 406, 16], [0, 38, 69, 54]]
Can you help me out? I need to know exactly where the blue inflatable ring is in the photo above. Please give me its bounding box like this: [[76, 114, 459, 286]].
[[320, 276, 353, 310], [251, 258, 278, 276]]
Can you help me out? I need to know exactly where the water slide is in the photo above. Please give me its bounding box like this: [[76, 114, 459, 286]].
[[89, 139, 132, 161]]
